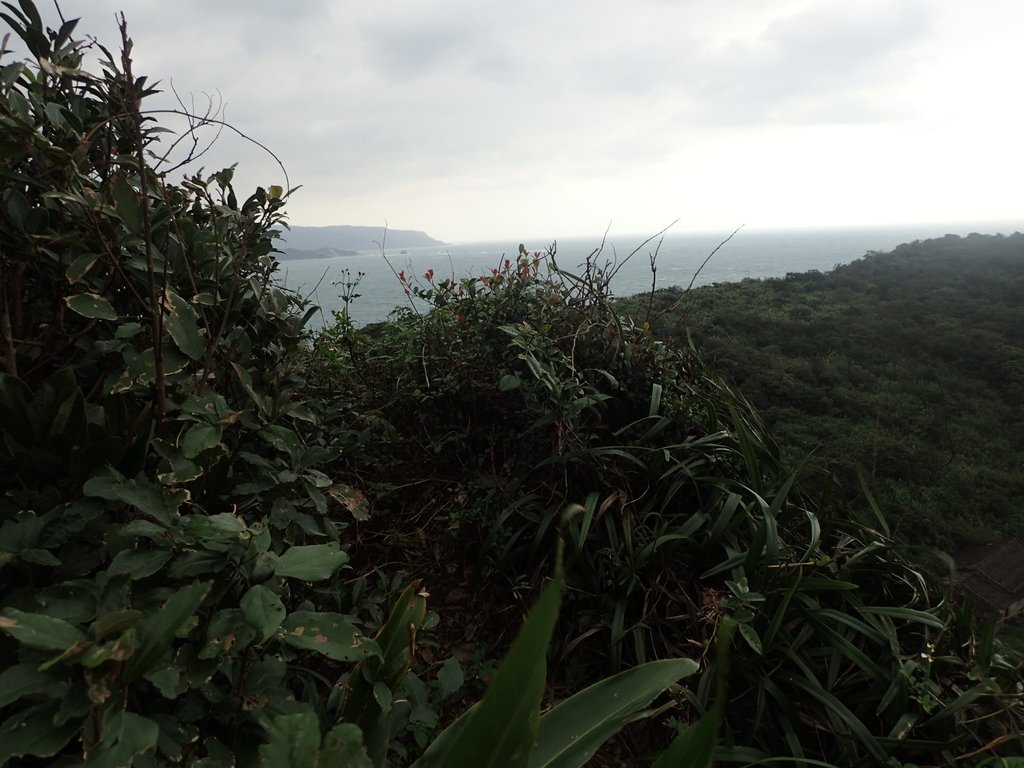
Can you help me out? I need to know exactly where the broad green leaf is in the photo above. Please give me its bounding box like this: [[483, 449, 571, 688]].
[[76, 629, 135, 669], [125, 581, 211, 682], [145, 663, 187, 699], [438, 657, 464, 698], [157, 452, 203, 484], [532, 658, 699, 768], [736, 622, 763, 655], [110, 173, 143, 234], [110, 345, 190, 394], [317, 723, 373, 768], [106, 549, 171, 580], [420, 575, 562, 768], [0, 703, 79, 764], [182, 422, 223, 459], [231, 361, 268, 415], [115, 321, 144, 339], [17, 548, 60, 566], [185, 512, 247, 551], [165, 290, 206, 360], [0, 608, 85, 651], [88, 711, 159, 768], [92, 610, 144, 640], [35, 581, 96, 624], [180, 392, 231, 419], [279, 611, 380, 662], [241, 585, 287, 642], [0, 663, 64, 708], [84, 469, 188, 527], [65, 252, 99, 283], [273, 542, 348, 581], [200, 609, 257, 659], [65, 292, 117, 320], [259, 711, 320, 768]]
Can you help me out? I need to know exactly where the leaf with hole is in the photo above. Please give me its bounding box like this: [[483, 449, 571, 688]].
[[279, 611, 380, 662]]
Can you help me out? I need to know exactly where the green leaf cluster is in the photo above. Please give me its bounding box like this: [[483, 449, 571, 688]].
[[0, 4, 380, 764]]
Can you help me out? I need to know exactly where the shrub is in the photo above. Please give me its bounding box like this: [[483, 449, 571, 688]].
[[0, 6, 380, 764], [317, 242, 1024, 763]]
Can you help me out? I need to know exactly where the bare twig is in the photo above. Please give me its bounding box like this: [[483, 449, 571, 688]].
[[375, 222, 419, 315], [644, 235, 665, 325], [145, 109, 292, 196], [119, 14, 165, 421], [0, 251, 19, 376], [150, 83, 226, 173], [607, 218, 678, 282], [686, 224, 743, 292], [652, 225, 744, 324]]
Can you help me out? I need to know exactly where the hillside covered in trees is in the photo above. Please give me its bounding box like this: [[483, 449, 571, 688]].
[[1, 4, 1023, 767], [623, 233, 1024, 550]]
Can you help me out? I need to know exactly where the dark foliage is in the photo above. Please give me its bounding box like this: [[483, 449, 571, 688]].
[[625, 233, 1024, 549]]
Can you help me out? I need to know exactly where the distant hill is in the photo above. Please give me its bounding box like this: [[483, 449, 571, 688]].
[[278, 225, 444, 253]]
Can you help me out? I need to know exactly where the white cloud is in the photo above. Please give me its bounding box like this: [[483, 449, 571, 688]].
[[6, 0, 1023, 239]]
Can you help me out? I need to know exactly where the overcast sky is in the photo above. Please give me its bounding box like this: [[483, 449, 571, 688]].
[[16, 1, 1024, 241]]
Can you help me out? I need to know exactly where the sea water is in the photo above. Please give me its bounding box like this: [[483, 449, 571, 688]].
[[275, 223, 1021, 330]]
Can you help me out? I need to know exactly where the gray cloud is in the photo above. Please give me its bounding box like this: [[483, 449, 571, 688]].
[[689, 2, 934, 125], [6, 0, 1020, 238]]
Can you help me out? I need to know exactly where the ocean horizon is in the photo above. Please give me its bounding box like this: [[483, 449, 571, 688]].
[[276, 221, 1022, 329]]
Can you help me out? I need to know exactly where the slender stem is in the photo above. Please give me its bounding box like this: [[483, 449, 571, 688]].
[[0, 250, 18, 376], [119, 15, 164, 421]]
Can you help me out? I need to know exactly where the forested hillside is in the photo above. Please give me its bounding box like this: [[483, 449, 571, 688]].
[[627, 233, 1024, 549]]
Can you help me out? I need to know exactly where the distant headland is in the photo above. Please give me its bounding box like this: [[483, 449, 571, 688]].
[[277, 225, 444, 259]]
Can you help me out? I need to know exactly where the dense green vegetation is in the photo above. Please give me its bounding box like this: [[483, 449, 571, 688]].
[[622, 233, 1024, 550], [1, 4, 1023, 767]]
